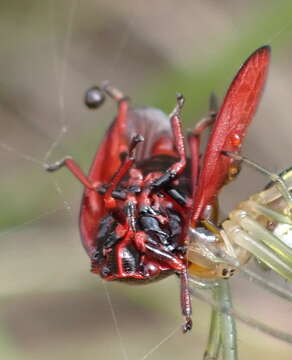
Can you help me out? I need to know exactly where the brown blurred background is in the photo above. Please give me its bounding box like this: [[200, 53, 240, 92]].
[[1, 1, 292, 359]]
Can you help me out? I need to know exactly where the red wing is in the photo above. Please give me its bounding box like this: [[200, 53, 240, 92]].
[[191, 46, 271, 224], [126, 107, 177, 160], [80, 105, 176, 256]]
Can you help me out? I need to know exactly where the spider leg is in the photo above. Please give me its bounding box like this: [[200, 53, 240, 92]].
[[204, 303, 221, 360], [217, 280, 237, 360], [237, 262, 292, 302], [192, 237, 292, 302], [219, 166, 292, 294], [222, 151, 292, 204], [150, 94, 186, 189], [192, 282, 292, 345], [229, 205, 292, 266], [192, 278, 237, 360], [222, 217, 292, 281]]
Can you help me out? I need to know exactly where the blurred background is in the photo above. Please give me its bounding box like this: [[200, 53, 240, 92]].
[[1, 1, 292, 359]]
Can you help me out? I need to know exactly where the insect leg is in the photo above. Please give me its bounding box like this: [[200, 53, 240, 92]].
[[151, 94, 187, 189], [44, 157, 97, 190], [180, 267, 193, 333], [101, 82, 129, 103], [45, 85, 131, 190], [102, 82, 130, 145], [188, 93, 218, 191], [104, 135, 144, 209], [87, 82, 130, 157], [165, 188, 187, 206], [144, 243, 192, 332]]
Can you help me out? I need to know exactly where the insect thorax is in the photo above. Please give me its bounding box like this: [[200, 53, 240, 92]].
[[91, 155, 192, 282]]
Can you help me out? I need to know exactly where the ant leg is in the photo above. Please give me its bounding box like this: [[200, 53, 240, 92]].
[[86, 82, 129, 106], [46, 84, 131, 192], [86, 82, 130, 152], [180, 267, 193, 333], [101, 81, 129, 126], [85, 82, 129, 110], [104, 135, 144, 209], [103, 83, 130, 154], [151, 94, 187, 189], [144, 242, 192, 332], [165, 188, 187, 206], [101, 81, 129, 102], [222, 151, 292, 204], [45, 157, 96, 191]]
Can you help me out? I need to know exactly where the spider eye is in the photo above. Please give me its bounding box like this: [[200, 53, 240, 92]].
[[84, 86, 105, 109]]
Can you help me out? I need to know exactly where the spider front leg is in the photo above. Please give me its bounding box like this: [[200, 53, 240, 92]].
[[223, 210, 292, 281], [204, 303, 221, 360], [221, 153, 292, 280], [217, 280, 237, 360], [222, 151, 292, 204], [150, 94, 186, 189], [203, 280, 237, 360]]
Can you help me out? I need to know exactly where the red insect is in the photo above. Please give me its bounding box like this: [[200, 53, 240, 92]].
[[46, 46, 270, 332]]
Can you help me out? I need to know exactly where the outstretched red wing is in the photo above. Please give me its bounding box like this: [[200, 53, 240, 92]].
[[79, 105, 177, 256], [191, 46, 271, 224]]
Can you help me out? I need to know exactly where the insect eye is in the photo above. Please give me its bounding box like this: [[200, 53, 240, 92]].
[[84, 86, 106, 109]]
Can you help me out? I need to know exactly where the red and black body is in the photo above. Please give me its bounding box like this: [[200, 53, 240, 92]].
[[80, 106, 190, 281], [46, 46, 271, 332]]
